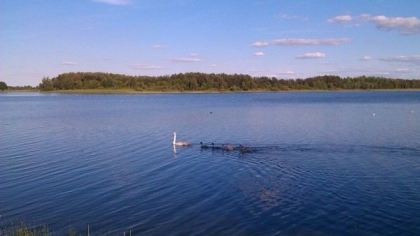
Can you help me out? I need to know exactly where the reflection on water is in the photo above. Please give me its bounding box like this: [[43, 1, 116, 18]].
[[0, 92, 420, 235]]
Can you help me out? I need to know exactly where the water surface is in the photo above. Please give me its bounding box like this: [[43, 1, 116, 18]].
[[1, 91, 420, 235]]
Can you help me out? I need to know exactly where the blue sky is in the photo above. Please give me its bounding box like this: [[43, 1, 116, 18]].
[[1, 0, 420, 86]]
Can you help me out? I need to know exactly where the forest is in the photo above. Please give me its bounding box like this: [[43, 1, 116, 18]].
[[38, 72, 420, 91]]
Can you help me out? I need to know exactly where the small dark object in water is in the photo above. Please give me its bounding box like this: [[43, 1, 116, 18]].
[[200, 142, 223, 150], [200, 142, 254, 153], [200, 142, 211, 149], [239, 145, 252, 153]]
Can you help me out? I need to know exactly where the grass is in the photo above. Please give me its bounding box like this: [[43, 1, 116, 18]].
[[1, 222, 50, 236]]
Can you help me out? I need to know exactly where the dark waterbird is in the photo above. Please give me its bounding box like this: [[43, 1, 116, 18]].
[[199, 142, 254, 153]]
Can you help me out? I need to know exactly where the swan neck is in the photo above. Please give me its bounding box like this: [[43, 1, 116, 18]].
[[173, 132, 176, 145]]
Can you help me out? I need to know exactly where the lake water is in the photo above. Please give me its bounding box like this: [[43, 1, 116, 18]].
[[1, 91, 420, 235]]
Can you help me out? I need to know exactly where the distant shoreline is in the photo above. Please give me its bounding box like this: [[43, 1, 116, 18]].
[[4, 88, 420, 94]]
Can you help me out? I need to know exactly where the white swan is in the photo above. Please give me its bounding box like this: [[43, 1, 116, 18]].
[[172, 132, 191, 146]]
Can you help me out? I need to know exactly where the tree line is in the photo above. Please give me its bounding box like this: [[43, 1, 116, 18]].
[[36, 72, 420, 91], [0, 81, 35, 91]]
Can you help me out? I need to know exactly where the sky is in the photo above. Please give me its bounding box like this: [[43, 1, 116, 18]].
[[1, 0, 420, 86]]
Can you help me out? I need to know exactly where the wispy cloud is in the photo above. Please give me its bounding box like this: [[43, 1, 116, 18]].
[[252, 41, 270, 48], [253, 38, 350, 47], [61, 61, 77, 66], [273, 38, 350, 46], [254, 51, 265, 56], [152, 44, 166, 49], [329, 14, 420, 35], [361, 56, 372, 61], [278, 14, 308, 21], [330, 67, 417, 78], [296, 52, 326, 59], [380, 55, 420, 65], [278, 70, 296, 76], [172, 53, 201, 63], [92, 0, 131, 6], [129, 64, 163, 70], [328, 15, 353, 23], [394, 68, 412, 73], [172, 57, 201, 63]]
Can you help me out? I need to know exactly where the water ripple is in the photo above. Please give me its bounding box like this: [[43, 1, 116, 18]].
[[1, 92, 420, 235]]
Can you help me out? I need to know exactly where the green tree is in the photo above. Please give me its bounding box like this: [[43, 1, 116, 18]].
[[39, 77, 53, 91], [0, 81, 8, 91]]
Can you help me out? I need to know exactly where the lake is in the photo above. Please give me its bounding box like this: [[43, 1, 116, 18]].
[[1, 91, 420, 235]]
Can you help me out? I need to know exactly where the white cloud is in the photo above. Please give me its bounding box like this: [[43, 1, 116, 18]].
[[172, 57, 201, 63], [272, 38, 350, 46], [254, 51, 265, 56], [367, 15, 420, 34], [152, 44, 166, 49], [328, 15, 353, 23], [92, 0, 131, 5], [209, 64, 217, 67], [130, 64, 163, 70], [373, 72, 391, 76], [61, 61, 77, 66], [395, 68, 412, 73], [329, 14, 420, 35], [361, 56, 372, 61], [252, 41, 270, 47], [380, 55, 420, 65], [278, 70, 296, 75], [251, 38, 350, 48], [296, 52, 326, 59], [189, 53, 199, 57]]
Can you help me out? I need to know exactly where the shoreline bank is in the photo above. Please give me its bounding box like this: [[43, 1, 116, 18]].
[[3, 88, 420, 95]]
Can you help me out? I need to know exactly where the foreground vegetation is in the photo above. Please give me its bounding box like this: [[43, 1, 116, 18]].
[[37, 72, 420, 92], [1, 223, 134, 236]]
